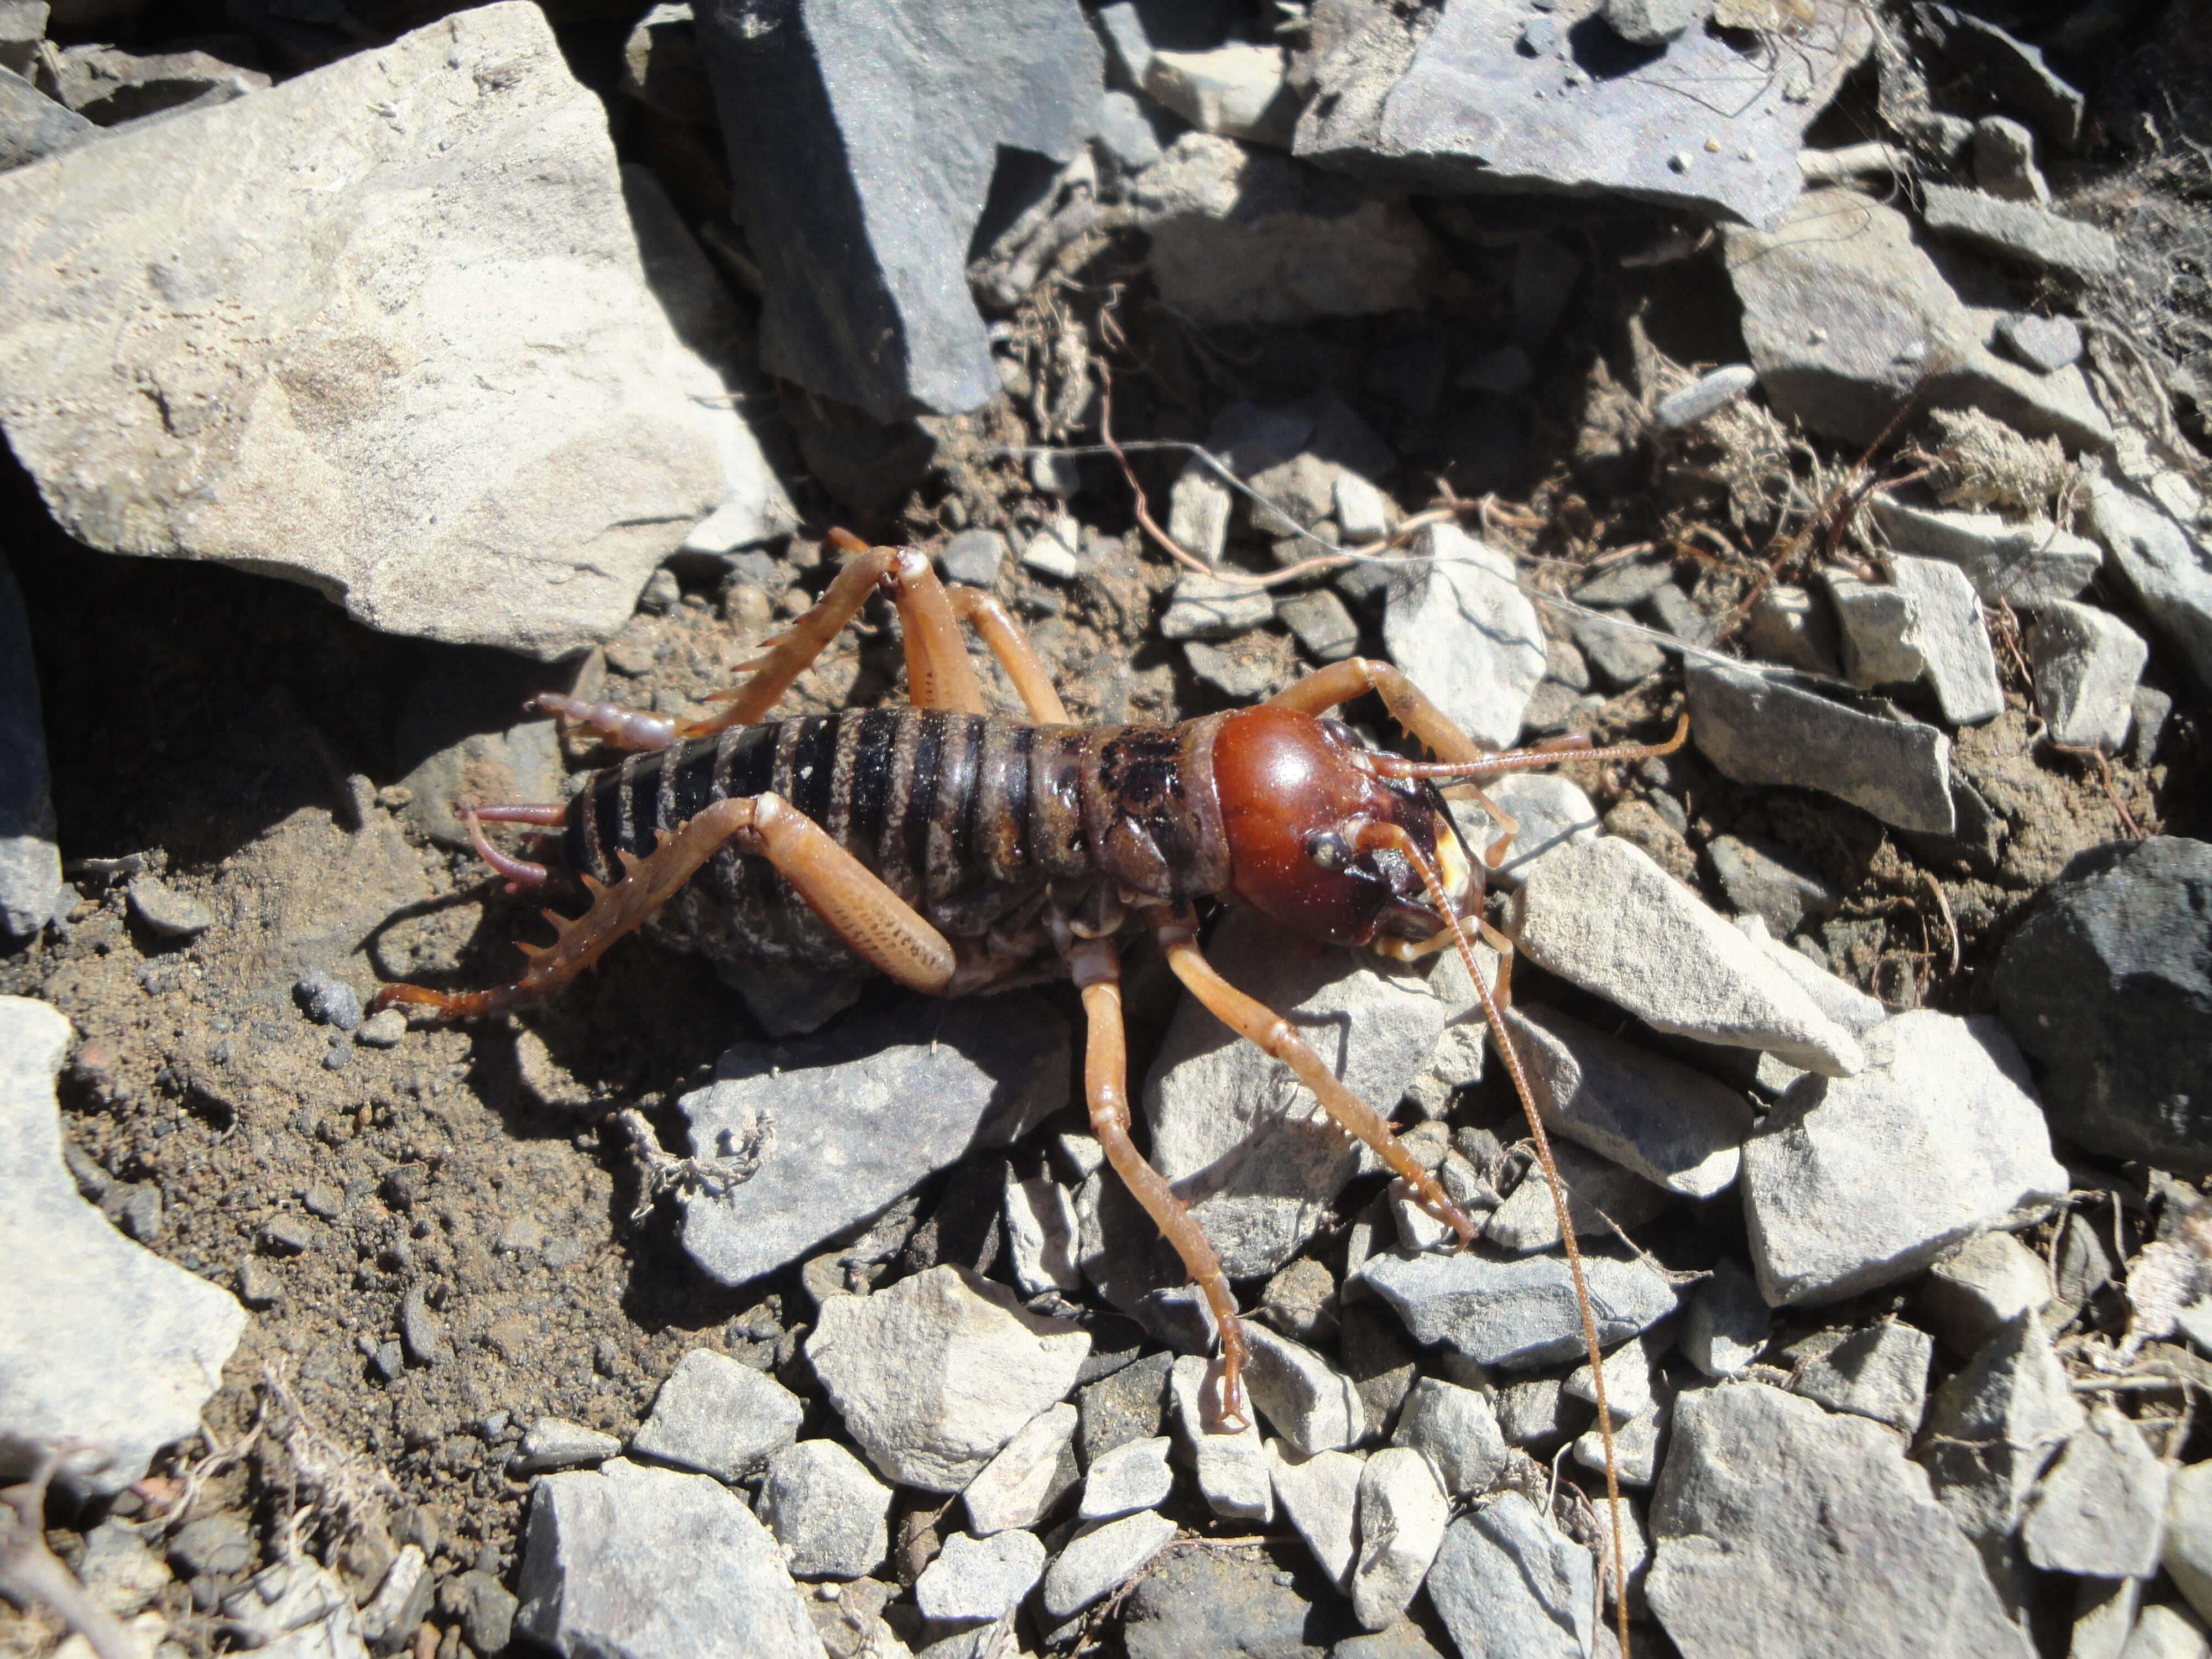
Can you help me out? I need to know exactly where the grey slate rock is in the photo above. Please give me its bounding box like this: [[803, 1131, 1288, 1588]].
[[1380, 525, 1545, 750], [1653, 363, 1760, 431], [1426, 1494, 1592, 1659], [125, 876, 212, 941], [1080, 1349, 1174, 1464], [1356, 1246, 1677, 1369], [1270, 1443, 1362, 1593], [1870, 492, 2103, 607], [1790, 1320, 1934, 1434], [1918, 1230, 2054, 1355], [699, 0, 1099, 420], [2022, 1403, 2167, 1578], [1914, 4, 2085, 148], [1121, 1540, 1358, 1659], [2122, 1604, 2212, 1659], [0, 558, 56, 940], [1687, 661, 1957, 834], [1096, 87, 1164, 173], [2085, 477, 2212, 693], [1352, 1446, 1448, 1631], [512, 1417, 619, 1475], [515, 1459, 826, 1659], [2030, 601, 2148, 751], [630, 1348, 801, 1483], [1079, 1434, 1173, 1521], [1039, 1510, 1177, 1620], [676, 994, 1068, 1288], [915, 1529, 1046, 1629], [1569, 608, 1667, 689], [1681, 1256, 1771, 1379], [0, 62, 92, 171], [1, 997, 246, 1497], [1391, 1376, 1508, 1498], [1482, 1139, 1672, 1254], [1168, 1353, 1274, 1521], [756, 1440, 891, 1580], [1647, 1383, 2032, 1659], [1995, 312, 2081, 372], [1279, 588, 1361, 664], [1292, 0, 1869, 228], [1919, 184, 2120, 281], [961, 1401, 1078, 1536], [939, 529, 1006, 589], [1919, 1314, 2085, 1555], [1709, 833, 1841, 938], [1455, 772, 1599, 888], [1974, 117, 2049, 206], [2165, 1460, 2212, 1624], [1995, 837, 2212, 1175], [1244, 1323, 1365, 1457], [446, 1568, 517, 1657]]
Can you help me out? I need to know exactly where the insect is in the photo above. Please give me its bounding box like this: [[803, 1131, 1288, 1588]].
[[372, 529, 1684, 1625]]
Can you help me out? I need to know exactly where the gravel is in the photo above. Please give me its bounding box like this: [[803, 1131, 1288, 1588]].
[[629, 1348, 802, 1484]]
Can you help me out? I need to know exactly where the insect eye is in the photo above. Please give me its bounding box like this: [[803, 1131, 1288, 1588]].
[[1306, 829, 1352, 870], [1316, 718, 1360, 750]]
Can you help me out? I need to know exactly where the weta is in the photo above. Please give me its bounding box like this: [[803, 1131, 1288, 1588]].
[[374, 531, 1684, 1630]]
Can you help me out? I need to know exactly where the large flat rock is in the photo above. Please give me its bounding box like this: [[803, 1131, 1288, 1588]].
[[0, 997, 246, 1496], [0, 4, 724, 661]]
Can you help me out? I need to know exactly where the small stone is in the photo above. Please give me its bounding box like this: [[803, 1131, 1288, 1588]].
[[1241, 1323, 1365, 1457], [963, 1401, 1079, 1536], [1183, 639, 1279, 700], [220, 1558, 354, 1649], [1269, 1443, 1363, 1592], [1143, 42, 1292, 144], [1974, 116, 2050, 206], [2123, 1605, 2212, 1659], [1921, 183, 2119, 281], [1520, 15, 1558, 53], [1918, 1231, 2054, 1354], [358, 1544, 432, 1655], [1653, 363, 1760, 430], [1159, 570, 1274, 640], [1682, 1258, 1771, 1378], [1079, 1435, 1173, 1521], [1167, 465, 1234, 566], [1741, 583, 1843, 676], [1569, 609, 1668, 690], [1512, 837, 1865, 1076], [1826, 555, 2003, 724], [1277, 589, 1361, 663], [1736, 918, 1887, 1035], [172, 1513, 255, 1578], [1020, 519, 1082, 581], [515, 1459, 821, 1658], [1381, 525, 1546, 750], [2022, 1403, 2167, 1578], [236, 1257, 283, 1309], [1169, 1354, 1273, 1520], [756, 1440, 891, 1580], [2166, 1460, 2212, 1623], [2028, 600, 2148, 751], [1351, 1446, 1448, 1631], [637, 567, 682, 615], [1079, 1352, 1172, 1467], [1391, 1378, 1507, 1499], [446, 1568, 518, 1656], [512, 1417, 619, 1475], [1097, 87, 1163, 174], [1004, 1172, 1082, 1297], [1455, 774, 1599, 888], [1427, 1494, 1594, 1659], [126, 877, 214, 940], [1495, 1376, 1587, 1452], [1334, 473, 1394, 542], [1603, 0, 1696, 42], [1260, 1259, 1340, 1348], [2084, 479, 2212, 727], [940, 529, 1005, 589], [260, 1215, 314, 1256], [1483, 1141, 1672, 1254], [1356, 1246, 1678, 1370], [1573, 1388, 1670, 1487], [1039, 1510, 1177, 1621], [1790, 1320, 1934, 1434], [1565, 1326, 1668, 1428], [292, 971, 362, 1031], [397, 1286, 452, 1369], [1870, 493, 2101, 608], [914, 1529, 1046, 1629], [1708, 833, 1842, 939], [631, 1348, 802, 1483], [354, 1008, 405, 1048], [1994, 312, 2081, 372]]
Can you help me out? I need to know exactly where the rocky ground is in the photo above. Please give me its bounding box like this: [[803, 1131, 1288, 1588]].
[[1, 1, 2210, 1658]]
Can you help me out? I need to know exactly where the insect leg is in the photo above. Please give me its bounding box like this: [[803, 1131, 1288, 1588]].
[[945, 586, 1071, 724], [1065, 936, 1249, 1431]]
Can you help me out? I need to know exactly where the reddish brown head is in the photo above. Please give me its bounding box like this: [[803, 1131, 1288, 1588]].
[[1208, 706, 1467, 946]]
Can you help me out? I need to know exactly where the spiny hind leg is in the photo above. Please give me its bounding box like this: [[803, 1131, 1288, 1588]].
[[373, 792, 956, 1020], [1066, 936, 1249, 1431], [946, 586, 1070, 724]]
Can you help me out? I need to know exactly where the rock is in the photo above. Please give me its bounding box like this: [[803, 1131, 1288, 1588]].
[[1686, 661, 1958, 834], [700, 0, 1097, 420], [2168, 1461, 2212, 1623], [1483, 1141, 1672, 1254], [1494, 1376, 1586, 1452], [939, 529, 1006, 589], [1742, 1010, 2067, 1305], [619, 2, 707, 124], [1426, 1494, 1593, 1659], [1097, 87, 1165, 173], [1724, 190, 2110, 451], [43, 40, 267, 122], [1357, 1246, 1677, 1370], [1916, 4, 2084, 148], [1004, 1172, 1082, 1298], [516, 1459, 825, 1659], [2124, 1606, 2212, 1659], [1080, 1352, 1173, 1465], [1039, 1510, 1177, 1620], [1019, 518, 1082, 581], [914, 1530, 1046, 1629], [1159, 571, 1275, 640], [1129, 132, 1440, 328], [676, 995, 1068, 1287], [1735, 920, 1887, 1036], [1994, 838, 2212, 1174], [1279, 589, 1362, 664], [0, 7, 723, 661], [1647, 1382, 2030, 1659], [1168, 1354, 1274, 1521], [397, 1285, 451, 1368], [1351, 1446, 1447, 1631], [0, 998, 245, 1496], [1708, 834, 1841, 938], [1974, 116, 2050, 206], [1918, 1232, 2053, 1355], [2021, 1404, 2166, 1578], [513, 1418, 619, 1476], [221, 1558, 359, 1650], [1, 63, 94, 170], [757, 1441, 892, 1580], [292, 971, 361, 1031], [1569, 609, 1668, 690], [1741, 583, 1843, 676], [2028, 601, 2148, 750], [1995, 314, 2083, 375], [1271, 1442, 1363, 1593], [1682, 1258, 1771, 1379], [1868, 493, 2103, 607], [443, 1568, 517, 1657], [1652, 364, 1760, 431], [1788, 1320, 1933, 1434], [1336, 473, 1395, 543], [1919, 184, 2120, 281], [1080, 1435, 1173, 1521], [1381, 525, 1545, 749], [2084, 478, 2212, 694], [1141, 906, 1475, 1280], [358, 1545, 431, 1656], [963, 1401, 1079, 1536], [1506, 1005, 1755, 1199], [1512, 837, 1865, 1076], [1603, 0, 1697, 44], [1837, 555, 2005, 724], [1574, 1389, 1671, 1488], [1456, 773, 1599, 888], [0, 559, 56, 940], [171, 1512, 255, 1578], [809, 1266, 1087, 1493], [1244, 1324, 1365, 1457], [1292, 0, 1868, 228], [1391, 1378, 1507, 1499], [1920, 1314, 2086, 1560], [1143, 43, 1293, 145], [630, 1349, 801, 1484], [126, 877, 213, 941]]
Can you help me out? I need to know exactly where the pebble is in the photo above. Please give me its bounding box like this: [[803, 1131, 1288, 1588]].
[[1708, 833, 1841, 939], [1038, 1510, 1177, 1620], [444, 1568, 518, 1656], [171, 1512, 255, 1578], [1919, 183, 2121, 281], [1454, 773, 1599, 888], [938, 528, 1006, 588], [1652, 363, 1760, 430], [1920, 1314, 2086, 1551], [1735, 917, 1888, 1035], [914, 1529, 1046, 1629], [397, 1286, 452, 1368], [1974, 116, 2050, 206], [2085, 477, 2212, 692], [809, 1265, 1088, 1492], [1260, 1259, 1341, 1349], [1825, 555, 2004, 724], [1512, 837, 1865, 1076], [1079, 1434, 1173, 1521], [1870, 492, 2103, 607], [1483, 1141, 1671, 1254], [1918, 1230, 2054, 1354], [1352, 1446, 1448, 1631], [1646, 1383, 2026, 1658], [629, 1349, 801, 1483], [1379, 524, 1546, 750], [1357, 1246, 1678, 1369], [2166, 1461, 2212, 1624], [235, 1256, 284, 1309], [126, 876, 215, 940], [512, 1417, 619, 1475], [1159, 570, 1275, 640], [1426, 1494, 1594, 1659], [1079, 1350, 1173, 1465], [1995, 838, 2212, 1175], [1335, 473, 1394, 542], [353, 1008, 406, 1048], [1682, 1257, 1771, 1378], [1, 997, 246, 1496], [1168, 1354, 1274, 1521], [357, 1544, 432, 1654], [2125, 1605, 2212, 1659], [1277, 589, 1361, 663], [1789, 1321, 1934, 1434], [963, 1401, 1078, 1536], [2022, 1403, 2168, 1579], [293, 971, 362, 1031], [1569, 608, 1668, 690], [1004, 1172, 1082, 1297], [221, 1558, 356, 1650], [1741, 1010, 2067, 1305], [515, 1459, 821, 1659], [1019, 518, 1082, 581], [1143, 41, 1292, 143], [1391, 1377, 1507, 1499], [1183, 639, 1277, 701], [1994, 312, 2082, 372], [1495, 1376, 1586, 1452], [2028, 599, 2149, 751], [756, 1441, 891, 1580], [1241, 1323, 1365, 1456], [1269, 1443, 1363, 1591], [1166, 465, 1234, 566], [1573, 1386, 1670, 1486], [1741, 583, 1843, 675]]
